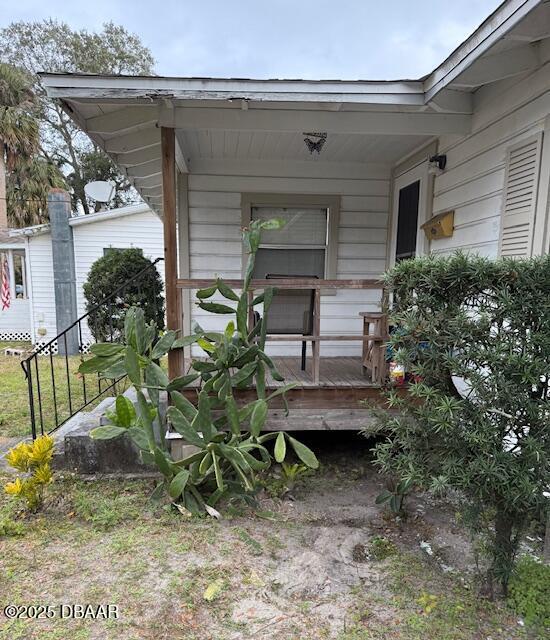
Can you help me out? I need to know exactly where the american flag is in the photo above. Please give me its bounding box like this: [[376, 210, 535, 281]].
[[1, 254, 10, 311]]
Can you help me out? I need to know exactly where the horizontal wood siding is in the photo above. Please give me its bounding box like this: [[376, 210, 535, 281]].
[[187, 167, 390, 356], [0, 299, 30, 336], [430, 57, 550, 258], [73, 211, 164, 342], [27, 234, 56, 343], [27, 210, 164, 345]]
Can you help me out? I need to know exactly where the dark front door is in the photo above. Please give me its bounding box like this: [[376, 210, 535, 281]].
[[395, 180, 420, 262]]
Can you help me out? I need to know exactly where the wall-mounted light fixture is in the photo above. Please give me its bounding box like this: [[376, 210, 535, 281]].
[[428, 153, 447, 175]]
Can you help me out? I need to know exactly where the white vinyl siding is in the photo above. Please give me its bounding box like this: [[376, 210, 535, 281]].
[[498, 134, 542, 257], [27, 209, 164, 345], [186, 166, 390, 356], [73, 211, 164, 342], [430, 53, 550, 258], [27, 234, 56, 342]]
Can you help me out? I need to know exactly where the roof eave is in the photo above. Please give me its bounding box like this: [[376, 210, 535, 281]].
[[423, 0, 542, 100]]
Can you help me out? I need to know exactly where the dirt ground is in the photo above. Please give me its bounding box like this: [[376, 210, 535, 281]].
[[0, 434, 542, 640]]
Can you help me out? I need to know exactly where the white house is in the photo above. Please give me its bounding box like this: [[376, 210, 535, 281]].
[[11, 203, 163, 347], [0, 230, 31, 341], [36, 0, 550, 379]]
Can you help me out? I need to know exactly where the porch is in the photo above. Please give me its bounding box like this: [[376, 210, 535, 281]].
[[177, 355, 387, 431], [38, 74, 472, 423]]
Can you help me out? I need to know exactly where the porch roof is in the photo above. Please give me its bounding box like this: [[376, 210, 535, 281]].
[[39, 0, 550, 214]]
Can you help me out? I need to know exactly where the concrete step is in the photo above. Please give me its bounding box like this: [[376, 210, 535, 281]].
[[56, 390, 159, 474], [52, 396, 116, 458]]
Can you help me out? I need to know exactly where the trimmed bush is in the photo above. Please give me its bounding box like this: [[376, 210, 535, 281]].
[[83, 248, 164, 342], [364, 252, 550, 596]]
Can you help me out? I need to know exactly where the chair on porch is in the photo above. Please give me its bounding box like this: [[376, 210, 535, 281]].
[[264, 274, 316, 371], [360, 311, 389, 385]]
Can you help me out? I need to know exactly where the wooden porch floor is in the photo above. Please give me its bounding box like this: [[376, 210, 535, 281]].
[[185, 356, 377, 389]]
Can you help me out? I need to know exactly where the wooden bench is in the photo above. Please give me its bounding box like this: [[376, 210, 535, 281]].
[[359, 312, 389, 385]]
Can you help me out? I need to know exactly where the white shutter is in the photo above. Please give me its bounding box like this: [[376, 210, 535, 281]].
[[499, 133, 543, 258]]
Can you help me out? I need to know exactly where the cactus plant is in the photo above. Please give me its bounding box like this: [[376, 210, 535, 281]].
[[79, 218, 318, 513]]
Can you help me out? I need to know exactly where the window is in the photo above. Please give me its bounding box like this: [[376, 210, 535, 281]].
[[13, 251, 27, 299], [251, 206, 328, 279], [103, 247, 143, 257]]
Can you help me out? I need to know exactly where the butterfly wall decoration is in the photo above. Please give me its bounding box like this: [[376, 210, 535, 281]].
[[303, 132, 327, 154]]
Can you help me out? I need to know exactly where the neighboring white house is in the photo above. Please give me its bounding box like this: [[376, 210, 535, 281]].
[[36, 0, 550, 359], [10, 203, 163, 346], [0, 231, 31, 341]]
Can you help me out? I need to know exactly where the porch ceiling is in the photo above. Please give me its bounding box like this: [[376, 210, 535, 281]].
[[43, 91, 466, 214]]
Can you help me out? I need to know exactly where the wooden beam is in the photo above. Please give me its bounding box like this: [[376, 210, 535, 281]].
[[264, 334, 384, 341], [41, 74, 425, 105], [161, 127, 184, 378], [158, 106, 471, 136], [139, 185, 162, 196], [105, 127, 159, 154], [115, 145, 161, 166], [126, 158, 162, 179], [312, 289, 321, 384], [86, 106, 158, 134], [177, 172, 191, 361], [133, 174, 162, 189], [177, 278, 384, 290]]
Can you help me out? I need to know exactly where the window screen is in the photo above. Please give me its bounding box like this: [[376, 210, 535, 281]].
[[251, 206, 328, 279], [13, 251, 27, 299]]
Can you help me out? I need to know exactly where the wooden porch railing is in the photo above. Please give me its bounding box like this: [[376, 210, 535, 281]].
[[176, 278, 388, 385]]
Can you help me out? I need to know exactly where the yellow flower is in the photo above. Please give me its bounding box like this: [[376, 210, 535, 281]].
[[5, 477, 24, 496]]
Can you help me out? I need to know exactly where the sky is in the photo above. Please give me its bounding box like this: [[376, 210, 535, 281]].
[[2, 0, 503, 80]]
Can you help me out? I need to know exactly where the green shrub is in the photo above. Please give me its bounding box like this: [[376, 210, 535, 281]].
[[83, 247, 164, 342], [508, 556, 550, 628], [364, 253, 550, 596]]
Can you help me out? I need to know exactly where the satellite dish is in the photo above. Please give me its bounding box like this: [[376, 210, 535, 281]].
[[84, 180, 115, 204]]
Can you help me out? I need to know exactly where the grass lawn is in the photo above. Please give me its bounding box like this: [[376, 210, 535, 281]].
[[0, 450, 541, 640], [0, 342, 129, 441]]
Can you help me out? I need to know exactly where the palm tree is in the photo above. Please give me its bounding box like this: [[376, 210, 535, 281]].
[[0, 63, 39, 228], [0, 63, 65, 228]]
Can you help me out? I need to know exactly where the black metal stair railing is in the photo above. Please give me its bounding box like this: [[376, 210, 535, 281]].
[[21, 258, 164, 439]]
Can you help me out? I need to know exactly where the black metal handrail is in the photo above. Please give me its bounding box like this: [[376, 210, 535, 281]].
[[21, 257, 164, 439]]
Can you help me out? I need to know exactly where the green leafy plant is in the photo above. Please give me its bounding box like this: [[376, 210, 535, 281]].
[[79, 218, 319, 514], [364, 253, 550, 596], [375, 476, 413, 515], [280, 462, 310, 490], [83, 248, 164, 342], [0, 516, 25, 538], [369, 536, 397, 561], [3, 435, 54, 511], [508, 556, 550, 628]]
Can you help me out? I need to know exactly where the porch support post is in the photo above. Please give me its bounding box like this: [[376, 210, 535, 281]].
[[161, 126, 184, 378], [312, 289, 321, 384]]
